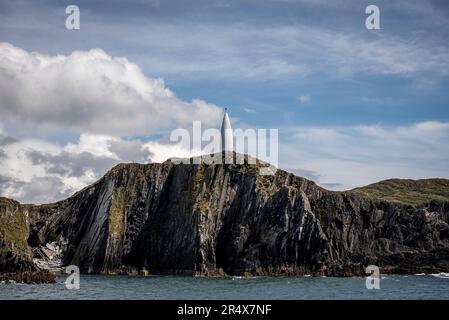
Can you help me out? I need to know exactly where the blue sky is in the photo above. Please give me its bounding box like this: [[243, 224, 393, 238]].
[[0, 0, 449, 202]]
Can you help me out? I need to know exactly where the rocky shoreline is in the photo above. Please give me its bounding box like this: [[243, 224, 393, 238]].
[[0, 270, 56, 284]]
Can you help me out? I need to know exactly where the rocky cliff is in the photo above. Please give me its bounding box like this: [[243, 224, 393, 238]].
[[1, 154, 449, 277]]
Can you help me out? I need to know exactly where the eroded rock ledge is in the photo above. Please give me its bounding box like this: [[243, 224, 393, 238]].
[[0, 270, 56, 284]]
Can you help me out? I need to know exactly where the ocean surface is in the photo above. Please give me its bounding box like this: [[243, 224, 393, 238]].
[[1, 274, 449, 300]]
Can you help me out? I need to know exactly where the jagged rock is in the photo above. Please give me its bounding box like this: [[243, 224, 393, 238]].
[[32, 241, 64, 273], [141, 269, 149, 277], [1, 154, 449, 277]]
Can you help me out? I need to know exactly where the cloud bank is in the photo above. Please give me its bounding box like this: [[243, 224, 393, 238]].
[[0, 43, 219, 203], [0, 42, 222, 136], [281, 121, 449, 190], [0, 128, 198, 204], [2, 120, 449, 203]]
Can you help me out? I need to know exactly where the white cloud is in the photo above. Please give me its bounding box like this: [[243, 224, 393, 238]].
[[64, 134, 121, 159], [0, 128, 197, 204], [100, 22, 449, 83], [0, 42, 222, 136], [60, 169, 98, 195], [298, 95, 311, 104], [280, 121, 449, 190], [243, 108, 257, 113], [142, 141, 201, 163]]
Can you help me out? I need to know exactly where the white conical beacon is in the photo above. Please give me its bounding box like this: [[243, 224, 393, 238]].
[[221, 108, 234, 152]]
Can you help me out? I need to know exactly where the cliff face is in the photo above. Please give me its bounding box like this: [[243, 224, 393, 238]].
[[0, 198, 34, 272], [1, 156, 449, 276]]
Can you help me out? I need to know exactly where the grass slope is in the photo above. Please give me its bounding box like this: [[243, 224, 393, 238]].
[[350, 178, 449, 206]]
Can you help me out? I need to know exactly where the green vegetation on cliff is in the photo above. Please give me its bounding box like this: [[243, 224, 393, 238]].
[[107, 164, 149, 238], [109, 186, 126, 238], [194, 164, 212, 217], [350, 178, 449, 206], [0, 198, 30, 252]]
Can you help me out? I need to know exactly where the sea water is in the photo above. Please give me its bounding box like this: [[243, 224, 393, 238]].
[[1, 274, 449, 300]]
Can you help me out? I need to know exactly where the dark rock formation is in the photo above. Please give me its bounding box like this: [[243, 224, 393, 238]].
[[1, 154, 449, 277], [0, 270, 56, 284]]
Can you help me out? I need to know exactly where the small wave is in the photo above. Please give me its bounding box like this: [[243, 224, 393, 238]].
[[0, 280, 25, 285], [414, 273, 426, 276], [430, 273, 449, 279]]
